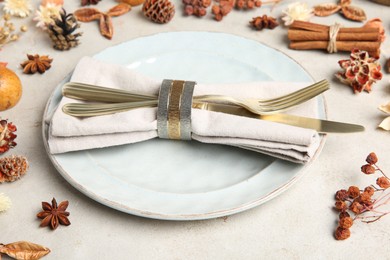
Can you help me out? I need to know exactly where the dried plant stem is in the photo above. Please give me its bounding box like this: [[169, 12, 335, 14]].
[[375, 164, 390, 179]]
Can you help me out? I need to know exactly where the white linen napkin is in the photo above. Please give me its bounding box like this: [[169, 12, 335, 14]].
[[47, 57, 322, 163]]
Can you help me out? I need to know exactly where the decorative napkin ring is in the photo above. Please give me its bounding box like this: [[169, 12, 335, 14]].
[[157, 79, 196, 140]]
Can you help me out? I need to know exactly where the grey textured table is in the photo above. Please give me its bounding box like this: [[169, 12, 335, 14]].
[[1, 0, 390, 259]]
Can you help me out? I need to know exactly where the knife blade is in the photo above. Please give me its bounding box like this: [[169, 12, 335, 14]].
[[192, 102, 364, 133]]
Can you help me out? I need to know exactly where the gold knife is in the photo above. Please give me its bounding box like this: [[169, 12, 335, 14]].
[[192, 102, 364, 133]]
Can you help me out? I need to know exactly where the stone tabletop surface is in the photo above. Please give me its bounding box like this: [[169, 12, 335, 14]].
[[1, 0, 390, 259]]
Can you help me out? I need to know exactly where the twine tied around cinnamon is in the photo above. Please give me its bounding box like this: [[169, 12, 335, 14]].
[[327, 22, 342, 53]]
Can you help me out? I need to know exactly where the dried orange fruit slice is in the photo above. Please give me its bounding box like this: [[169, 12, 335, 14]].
[[0, 65, 22, 111]]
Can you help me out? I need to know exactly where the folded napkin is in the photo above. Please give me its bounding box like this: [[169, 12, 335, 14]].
[[47, 57, 322, 163]]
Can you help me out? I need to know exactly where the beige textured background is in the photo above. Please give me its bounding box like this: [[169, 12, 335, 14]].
[[1, 0, 390, 259]]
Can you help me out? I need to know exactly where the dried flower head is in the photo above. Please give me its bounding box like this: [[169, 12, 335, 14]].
[[364, 186, 375, 196], [376, 177, 390, 189], [336, 49, 383, 93], [335, 227, 350, 240], [347, 186, 360, 198], [339, 211, 350, 220], [0, 14, 27, 48], [182, 0, 211, 17], [0, 119, 17, 154], [282, 2, 313, 26], [0, 193, 11, 212], [339, 216, 353, 229], [33, 3, 62, 29], [0, 155, 28, 183], [361, 164, 376, 175], [3, 0, 33, 17], [335, 189, 348, 201], [349, 201, 363, 214], [335, 200, 347, 211], [378, 102, 390, 131], [366, 152, 378, 165]]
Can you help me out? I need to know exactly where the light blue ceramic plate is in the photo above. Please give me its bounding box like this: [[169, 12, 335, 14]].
[[43, 32, 326, 220]]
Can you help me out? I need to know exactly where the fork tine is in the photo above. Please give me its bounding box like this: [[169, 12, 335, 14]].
[[257, 80, 329, 105]]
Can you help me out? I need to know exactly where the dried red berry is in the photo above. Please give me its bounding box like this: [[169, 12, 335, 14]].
[[349, 201, 364, 214], [364, 186, 375, 196], [335, 227, 351, 240], [361, 164, 376, 174], [335, 189, 349, 201], [347, 186, 360, 198], [376, 177, 390, 189], [0, 119, 17, 154], [335, 200, 347, 211], [339, 217, 354, 229], [366, 152, 378, 165]]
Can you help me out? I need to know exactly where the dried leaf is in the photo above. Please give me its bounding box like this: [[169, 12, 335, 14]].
[[99, 15, 113, 39], [340, 0, 351, 6], [378, 117, 390, 131], [0, 241, 50, 260], [342, 5, 366, 21], [379, 102, 390, 114], [107, 3, 131, 16], [74, 8, 102, 22], [313, 3, 341, 16]]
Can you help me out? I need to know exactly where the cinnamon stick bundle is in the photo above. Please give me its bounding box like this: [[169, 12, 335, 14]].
[[288, 21, 381, 58]]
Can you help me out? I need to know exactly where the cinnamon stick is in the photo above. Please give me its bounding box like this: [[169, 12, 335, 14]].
[[289, 41, 381, 58], [289, 21, 379, 34], [288, 29, 380, 42]]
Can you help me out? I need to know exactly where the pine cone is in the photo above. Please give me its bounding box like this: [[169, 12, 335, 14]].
[[250, 15, 279, 30], [0, 155, 28, 183], [47, 9, 82, 51], [142, 0, 175, 24]]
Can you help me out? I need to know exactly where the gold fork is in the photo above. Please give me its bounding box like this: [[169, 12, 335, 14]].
[[62, 80, 329, 117]]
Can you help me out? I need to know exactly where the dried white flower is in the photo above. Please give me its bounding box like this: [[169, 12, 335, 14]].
[[0, 193, 12, 212], [378, 102, 390, 131], [282, 2, 313, 26], [33, 3, 62, 30], [3, 0, 33, 18]]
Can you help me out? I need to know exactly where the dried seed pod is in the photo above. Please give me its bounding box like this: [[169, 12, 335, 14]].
[[142, 0, 175, 23], [342, 5, 366, 21], [313, 3, 341, 16], [0, 119, 17, 153], [250, 15, 279, 30], [0, 155, 28, 183], [211, 0, 233, 21]]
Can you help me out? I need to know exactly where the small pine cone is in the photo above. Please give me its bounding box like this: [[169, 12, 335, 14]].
[[250, 15, 279, 30], [143, 0, 175, 24], [0, 155, 28, 183], [47, 9, 82, 51], [0, 119, 17, 154]]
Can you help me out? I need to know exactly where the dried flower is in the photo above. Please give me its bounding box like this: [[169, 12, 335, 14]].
[[211, 0, 234, 21], [361, 164, 376, 175], [347, 186, 360, 198], [74, 4, 131, 39], [335, 200, 347, 211], [314, 0, 366, 22], [335, 189, 348, 200], [250, 15, 279, 30], [378, 102, 390, 131], [0, 119, 17, 154], [0, 155, 28, 183], [376, 177, 390, 189], [3, 0, 32, 17], [37, 198, 70, 230], [0, 193, 11, 212], [335, 227, 350, 240], [336, 49, 382, 93], [366, 152, 378, 165], [333, 152, 390, 240], [282, 2, 313, 26], [235, 0, 262, 10], [20, 54, 53, 74], [0, 14, 27, 48], [142, 0, 174, 24], [33, 3, 62, 29], [339, 216, 353, 229]]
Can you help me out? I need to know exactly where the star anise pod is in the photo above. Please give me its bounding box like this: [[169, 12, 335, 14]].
[[250, 15, 279, 30], [20, 54, 53, 74], [37, 198, 70, 230]]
